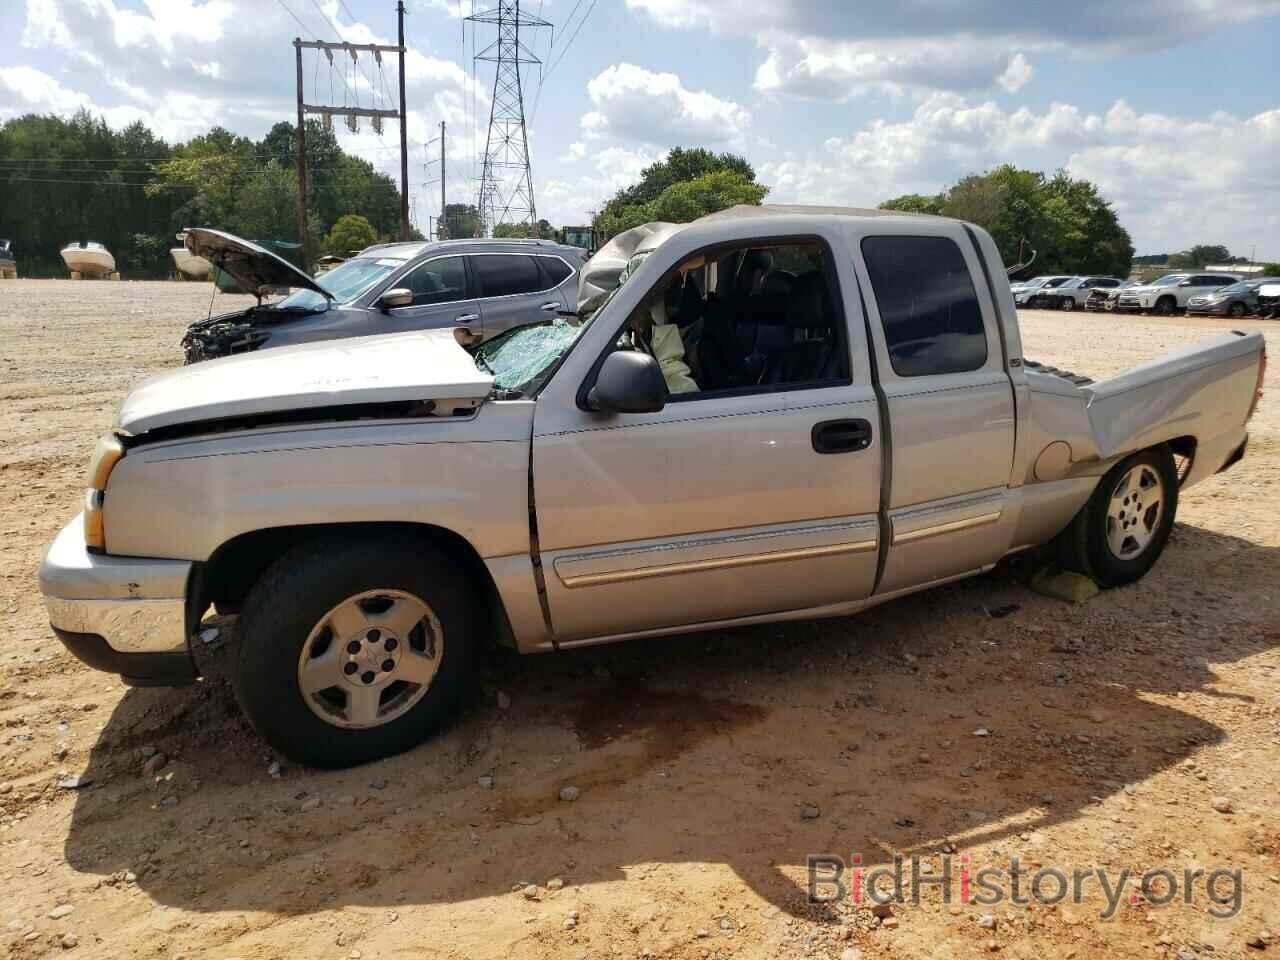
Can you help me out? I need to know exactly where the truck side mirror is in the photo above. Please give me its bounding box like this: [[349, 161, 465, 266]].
[[586, 350, 667, 414], [378, 287, 413, 310]]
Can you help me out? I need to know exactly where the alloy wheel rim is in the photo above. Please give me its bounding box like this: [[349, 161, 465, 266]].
[[296, 589, 443, 729], [1105, 465, 1164, 560]]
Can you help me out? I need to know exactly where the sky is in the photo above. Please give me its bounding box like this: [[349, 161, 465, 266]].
[[1, 0, 1278, 258]]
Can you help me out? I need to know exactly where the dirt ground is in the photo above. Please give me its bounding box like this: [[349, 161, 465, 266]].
[[1, 279, 1278, 960]]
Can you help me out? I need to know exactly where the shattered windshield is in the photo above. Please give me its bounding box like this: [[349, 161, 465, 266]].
[[274, 257, 402, 311], [470, 258, 643, 396], [472, 319, 585, 396]]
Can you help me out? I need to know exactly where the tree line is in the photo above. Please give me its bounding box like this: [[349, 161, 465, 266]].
[[0, 110, 406, 278], [880, 166, 1135, 278], [586, 150, 1138, 281]]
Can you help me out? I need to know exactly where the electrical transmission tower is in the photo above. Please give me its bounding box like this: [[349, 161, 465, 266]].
[[466, 1, 549, 237]]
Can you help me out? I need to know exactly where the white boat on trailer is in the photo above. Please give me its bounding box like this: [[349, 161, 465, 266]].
[[60, 242, 117, 279], [170, 246, 212, 280]]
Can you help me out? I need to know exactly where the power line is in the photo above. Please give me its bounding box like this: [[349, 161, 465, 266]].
[[542, 0, 596, 83], [529, 0, 595, 126], [0, 177, 196, 187]]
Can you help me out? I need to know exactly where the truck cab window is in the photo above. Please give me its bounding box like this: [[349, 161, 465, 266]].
[[618, 240, 849, 399], [861, 235, 987, 377]]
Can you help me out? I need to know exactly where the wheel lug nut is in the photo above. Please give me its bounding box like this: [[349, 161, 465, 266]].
[[367, 629, 381, 642], [344, 663, 358, 676], [347, 641, 361, 654], [382, 659, 395, 671], [361, 671, 376, 684], [384, 637, 398, 651]]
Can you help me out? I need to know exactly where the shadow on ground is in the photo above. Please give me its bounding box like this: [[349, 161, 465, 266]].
[[61, 523, 1279, 920]]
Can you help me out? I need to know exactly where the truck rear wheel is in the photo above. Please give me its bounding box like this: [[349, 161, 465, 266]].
[[234, 535, 478, 768], [1057, 446, 1178, 588]]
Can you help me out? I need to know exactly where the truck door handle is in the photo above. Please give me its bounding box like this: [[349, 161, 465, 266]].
[[812, 418, 873, 454], [454, 313, 480, 323], [540, 301, 560, 311]]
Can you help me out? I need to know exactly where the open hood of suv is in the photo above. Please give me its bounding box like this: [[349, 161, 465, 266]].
[[182, 228, 331, 300], [118, 330, 492, 435]]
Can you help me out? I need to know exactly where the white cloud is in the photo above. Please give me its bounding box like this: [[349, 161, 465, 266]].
[[997, 53, 1033, 93], [0, 66, 93, 116], [581, 63, 750, 145], [757, 94, 1280, 255], [628, 0, 1280, 98], [12, 0, 476, 150], [540, 144, 662, 226], [754, 34, 1037, 99]]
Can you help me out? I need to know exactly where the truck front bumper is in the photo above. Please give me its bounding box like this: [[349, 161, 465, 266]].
[[39, 515, 198, 686]]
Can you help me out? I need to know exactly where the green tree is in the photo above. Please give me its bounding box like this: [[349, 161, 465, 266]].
[[441, 203, 481, 239], [648, 170, 769, 222], [881, 165, 1132, 277], [879, 193, 945, 215], [593, 147, 765, 241], [1168, 244, 1232, 268], [1261, 262, 1280, 275], [325, 214, 377, 256]]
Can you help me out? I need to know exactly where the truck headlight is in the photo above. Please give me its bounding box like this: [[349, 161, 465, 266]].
[[84, 434, 124, 553]]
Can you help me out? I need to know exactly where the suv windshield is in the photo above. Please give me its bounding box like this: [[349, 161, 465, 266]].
[[1151, 274, 1188, 286], [1043, 277, 1071, 288], [274, 256, 403, 311], [1218, 281, 1253, 294]]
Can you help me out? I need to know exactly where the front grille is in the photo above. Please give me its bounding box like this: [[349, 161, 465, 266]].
[[1118, 295, 1143, 308]]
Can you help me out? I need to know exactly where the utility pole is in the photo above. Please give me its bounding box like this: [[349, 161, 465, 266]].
[[466, 1, 549, 237], [439, 120, 446, 240], [293, 39, 310, 263], [397, 1, 410, 240], [290, 7, 409, 246]]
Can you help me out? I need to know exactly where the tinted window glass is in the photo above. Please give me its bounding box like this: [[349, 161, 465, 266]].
[[473, 255, 542, 297], [538, 256, 572, 286], [402, 256, 467, 306], [862, 236, 987, 377]]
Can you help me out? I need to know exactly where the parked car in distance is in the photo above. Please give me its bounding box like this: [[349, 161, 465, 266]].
[[39, 205, 1267, 768], [1116, 272, 1241, 316], [180, 229, 587, 363], [1043, 276, 1124, 312], [1085, 279, 1141, 312], [1186, 278, 1280, 318], [1009, 275, 1075, 308]]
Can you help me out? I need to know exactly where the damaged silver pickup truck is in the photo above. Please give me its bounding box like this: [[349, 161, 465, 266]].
[[40, 205, 1265, 768]]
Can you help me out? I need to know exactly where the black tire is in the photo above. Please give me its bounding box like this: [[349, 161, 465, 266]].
[[234, 535, 479, 768], [1228, 301, 1246, 318], [1058, 296, 1075, 312], [1153, 296, 1176, 317], [1057, 446, 1179, 587]]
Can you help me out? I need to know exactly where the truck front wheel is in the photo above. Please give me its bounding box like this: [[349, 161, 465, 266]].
[[234, 535, 479, 768], [1057, 446, 1179, 587]]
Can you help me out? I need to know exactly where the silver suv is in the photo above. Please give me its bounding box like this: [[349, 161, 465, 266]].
[[181, 230, 587, 362]]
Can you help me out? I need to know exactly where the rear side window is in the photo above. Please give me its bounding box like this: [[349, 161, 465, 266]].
[[472, 255, 543, 298], [538, 256, 573, 287], [861, 236, 987, 377]]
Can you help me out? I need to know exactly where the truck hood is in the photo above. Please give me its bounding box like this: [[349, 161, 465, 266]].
[[181, 227, 330, 300], [118, 330, 493, 435]]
